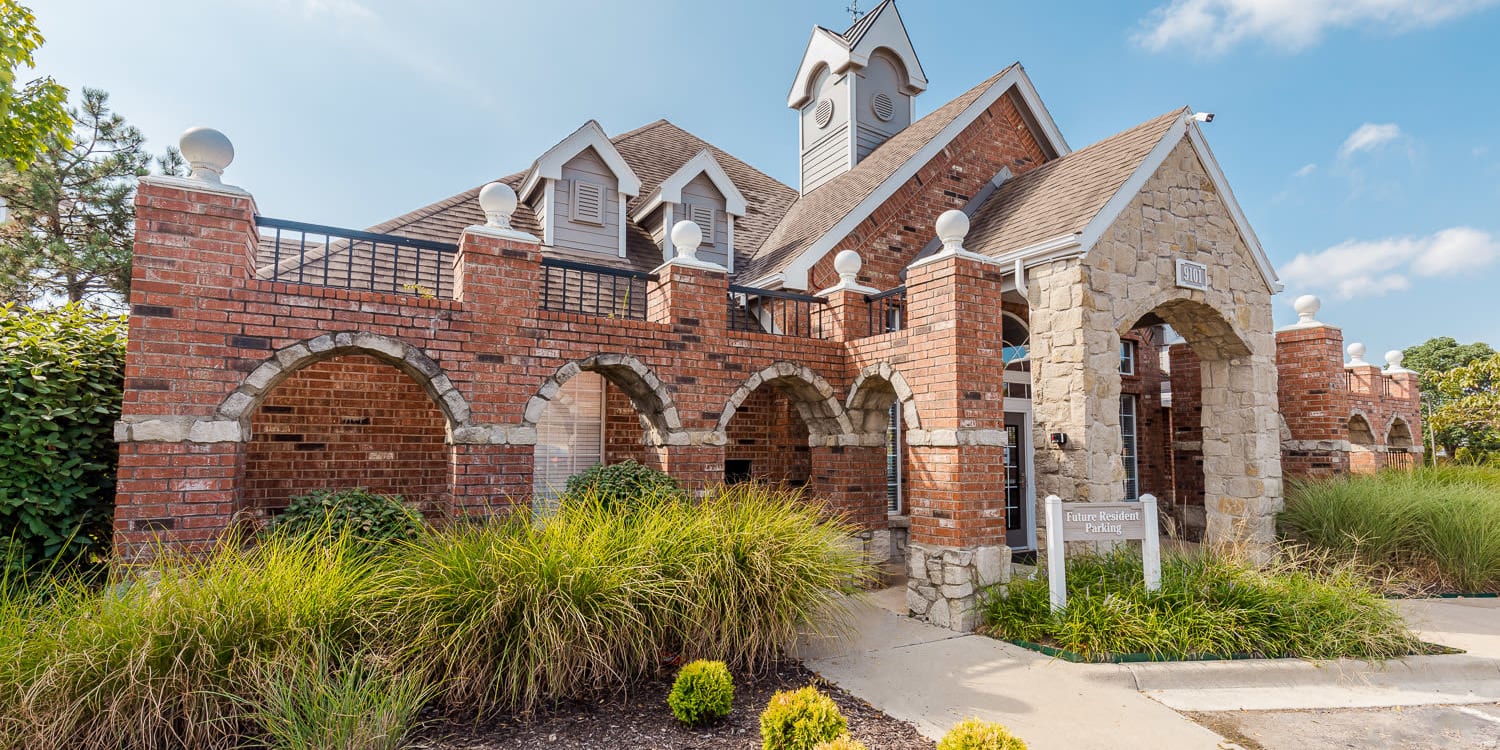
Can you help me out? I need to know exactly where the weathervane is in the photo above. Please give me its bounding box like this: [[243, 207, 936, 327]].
[[846, 1, 861, 22]]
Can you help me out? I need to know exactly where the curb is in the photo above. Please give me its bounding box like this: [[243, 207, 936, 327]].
[[1119, 653, 1500, 692]]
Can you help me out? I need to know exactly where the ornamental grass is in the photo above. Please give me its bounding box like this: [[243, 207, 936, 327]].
[[1281, 466, 1500, 592]]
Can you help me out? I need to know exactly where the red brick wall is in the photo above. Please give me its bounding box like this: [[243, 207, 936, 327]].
[[806, 94, 1051, 294], [603, 382, 655, 467], [244, 355, 449, 518], [1275, 326, 1350, 478], [725, 386, 812, 486], [1168, 344, 1205, 514], [1121, 329, 1170, 501]]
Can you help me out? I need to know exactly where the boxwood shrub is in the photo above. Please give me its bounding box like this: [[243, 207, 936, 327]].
[[564, 459, 685, 511], [265, 488, 424, 547]]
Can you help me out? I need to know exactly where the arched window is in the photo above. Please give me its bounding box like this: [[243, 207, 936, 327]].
[[1002, 312, 1029, 365]]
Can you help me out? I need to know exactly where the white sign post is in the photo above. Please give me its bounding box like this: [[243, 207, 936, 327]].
[[1043, 493, 1162, 611]]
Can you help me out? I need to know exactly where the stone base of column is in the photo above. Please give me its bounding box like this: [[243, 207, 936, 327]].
[[905, 543, 1011, 631]]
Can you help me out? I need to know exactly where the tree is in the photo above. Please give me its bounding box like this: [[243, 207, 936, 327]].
[[1427, 353, 1500, 460], [1405, 337, 1500, 458], [0, 87, 182, 307], [0, 1, 71, 171]]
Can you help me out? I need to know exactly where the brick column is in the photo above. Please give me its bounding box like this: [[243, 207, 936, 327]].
[[114, 173, 261, 559], [896, 220, 1010, 632], [646, 247, 729, 489], [1275, 320, 1350, 479]]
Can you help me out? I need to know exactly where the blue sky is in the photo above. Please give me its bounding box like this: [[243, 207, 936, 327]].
[[27, 0, 1500, 356]]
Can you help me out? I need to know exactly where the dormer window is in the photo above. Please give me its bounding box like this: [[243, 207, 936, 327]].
[[632, 150, 747, 271], [518, 120, 641, 258]]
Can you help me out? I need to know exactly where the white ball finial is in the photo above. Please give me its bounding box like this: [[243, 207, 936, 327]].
[[1293, 294, 1322, 325], [671, 220, 702, 261], [1385, 350, 1406, 370], [834, 249, 862, 285], [935, 210, 970, 253], [477, 182, 517, 230], [1347, 342, 1369, 367], [178, 127, 234, 184]]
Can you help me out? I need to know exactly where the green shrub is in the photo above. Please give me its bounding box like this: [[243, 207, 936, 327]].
[[246, 646, 433, 750], [265, 488, 424, 546], [0, 304, 125, 575], [667, 659, 734, 726], [1282, 467, 1500, 591], [981, 547, 1421, 661], [564, 459, 684, 511], [813, 735, 868, 750], [937, 718, 1028, 750], [377, 483, 868, 716], [759, 686, 847, 750]]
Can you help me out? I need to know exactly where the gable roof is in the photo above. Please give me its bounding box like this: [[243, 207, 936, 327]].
[[965, 109, 1185, 258], [789, 0, 927, 108], [744, 64, 1070, 288], [963, 108, 1282, 293], [633, 149, 749, 220], [519, 119, 642, 200]]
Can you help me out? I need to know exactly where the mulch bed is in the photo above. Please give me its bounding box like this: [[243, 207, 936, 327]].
[[408, 660, 931, 749]]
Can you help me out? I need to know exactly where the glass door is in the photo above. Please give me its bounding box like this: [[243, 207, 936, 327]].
[[1003, 412, 1028, 548]]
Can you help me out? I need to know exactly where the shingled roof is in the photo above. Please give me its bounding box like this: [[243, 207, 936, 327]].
[[965, 108, 1185, 258], [358, 120, 798, 275], [738, 67, 1016, 281]]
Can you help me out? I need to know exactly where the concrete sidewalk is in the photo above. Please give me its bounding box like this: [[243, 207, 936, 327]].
[[794, 591, 1237, 749], [795, 591, 1500, 747]]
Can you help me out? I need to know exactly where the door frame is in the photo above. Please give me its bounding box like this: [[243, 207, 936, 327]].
[[1003, 368, 1037, 551]]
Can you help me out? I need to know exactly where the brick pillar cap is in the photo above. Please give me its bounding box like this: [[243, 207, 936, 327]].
[[655, 220, 726, 272], [1385, 350, 1415, 374], [138, 126, 253, 198], [1278, 294, 1335, 331], [816, 250, 877, 296], [1345, 342, 1370, 367]]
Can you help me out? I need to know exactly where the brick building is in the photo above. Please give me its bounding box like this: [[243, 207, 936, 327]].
[[114, 1, 1419, 629]]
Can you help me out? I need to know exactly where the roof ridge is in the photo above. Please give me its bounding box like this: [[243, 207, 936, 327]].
[[610, 118, 673, 143], [995, 107, 1184, 186]]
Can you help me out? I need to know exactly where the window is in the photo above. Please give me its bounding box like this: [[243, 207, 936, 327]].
[[886, 403, 903, 514], [532, 372, 606, 505], [571, 179, 606, 225], [1119, 340, 1137, 375], [687, 204, 715, 246], [1120, 395, 1139, 501], [1002, 313, 1029, 365]]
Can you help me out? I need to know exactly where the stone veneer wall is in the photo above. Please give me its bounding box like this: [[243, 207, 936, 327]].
[[1024, 137, 1283, 551]]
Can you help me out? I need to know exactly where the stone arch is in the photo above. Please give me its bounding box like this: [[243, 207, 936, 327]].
[[846, 362, 922, 436], [522, 354, 682, 446], [217, 331, 472, 434], [1385, 415, 1414, 449], [1117, 295, 1252, 360], [1347, 412, 1376, 449], [717, 361, 854, 442]]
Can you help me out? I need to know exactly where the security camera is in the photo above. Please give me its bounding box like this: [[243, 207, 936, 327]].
[[1192, 112, 1215, 123]]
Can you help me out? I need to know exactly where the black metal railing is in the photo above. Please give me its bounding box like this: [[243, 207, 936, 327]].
[[727, 284, 830, 338], [541, 257, 656, 321], [865, 285, 906, 336], [255, 217, 458, 299]]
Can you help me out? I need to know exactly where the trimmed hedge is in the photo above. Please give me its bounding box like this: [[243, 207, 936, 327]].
[[0, 304, 125, 574], [564, 460, 684, 512], [265, 488, 425, 547]]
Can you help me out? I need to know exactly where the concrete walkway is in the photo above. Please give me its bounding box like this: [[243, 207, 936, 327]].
[[796, 591, 1500, 748], [795, 589, 1237, 749]]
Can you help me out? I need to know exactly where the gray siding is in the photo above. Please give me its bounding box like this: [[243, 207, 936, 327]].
[[800, 68, 851, 193], [853, 52, 911, 162], [679, 174, 730, 268], [553, 147, 621, 256]]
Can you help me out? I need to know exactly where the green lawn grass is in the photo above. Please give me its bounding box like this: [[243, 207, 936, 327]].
[[981, 547, 1422, 662], [1281, 467, 1500, 592]]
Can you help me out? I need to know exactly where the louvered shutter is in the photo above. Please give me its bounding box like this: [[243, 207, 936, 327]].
[[532, 372, 606, 504], [572, 180, 606, 225], [688, 204, 715, 246]]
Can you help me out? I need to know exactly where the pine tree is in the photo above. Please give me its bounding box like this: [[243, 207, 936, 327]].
[[0, 87, 180, 307]]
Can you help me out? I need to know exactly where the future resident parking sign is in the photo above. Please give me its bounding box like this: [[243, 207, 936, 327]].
[[1044, 495, 1163, 611]]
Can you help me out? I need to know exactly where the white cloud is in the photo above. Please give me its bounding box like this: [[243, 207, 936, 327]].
[[1294, 163, 1317, 177], [1280, 227, 1500, 299], [1136, 0, 1500, 55], [1340, 123, 1402, 158]]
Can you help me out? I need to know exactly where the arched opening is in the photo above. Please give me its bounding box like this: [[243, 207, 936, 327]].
[[1387, 417, 1414, 449], [524, 355, 681, 504], [846, 364, 922, 516], [1348, 413, 1377, 473], [718, 363, 849, 487], [244, 353, 449, 520], [1126, 297, 1258, 543]]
